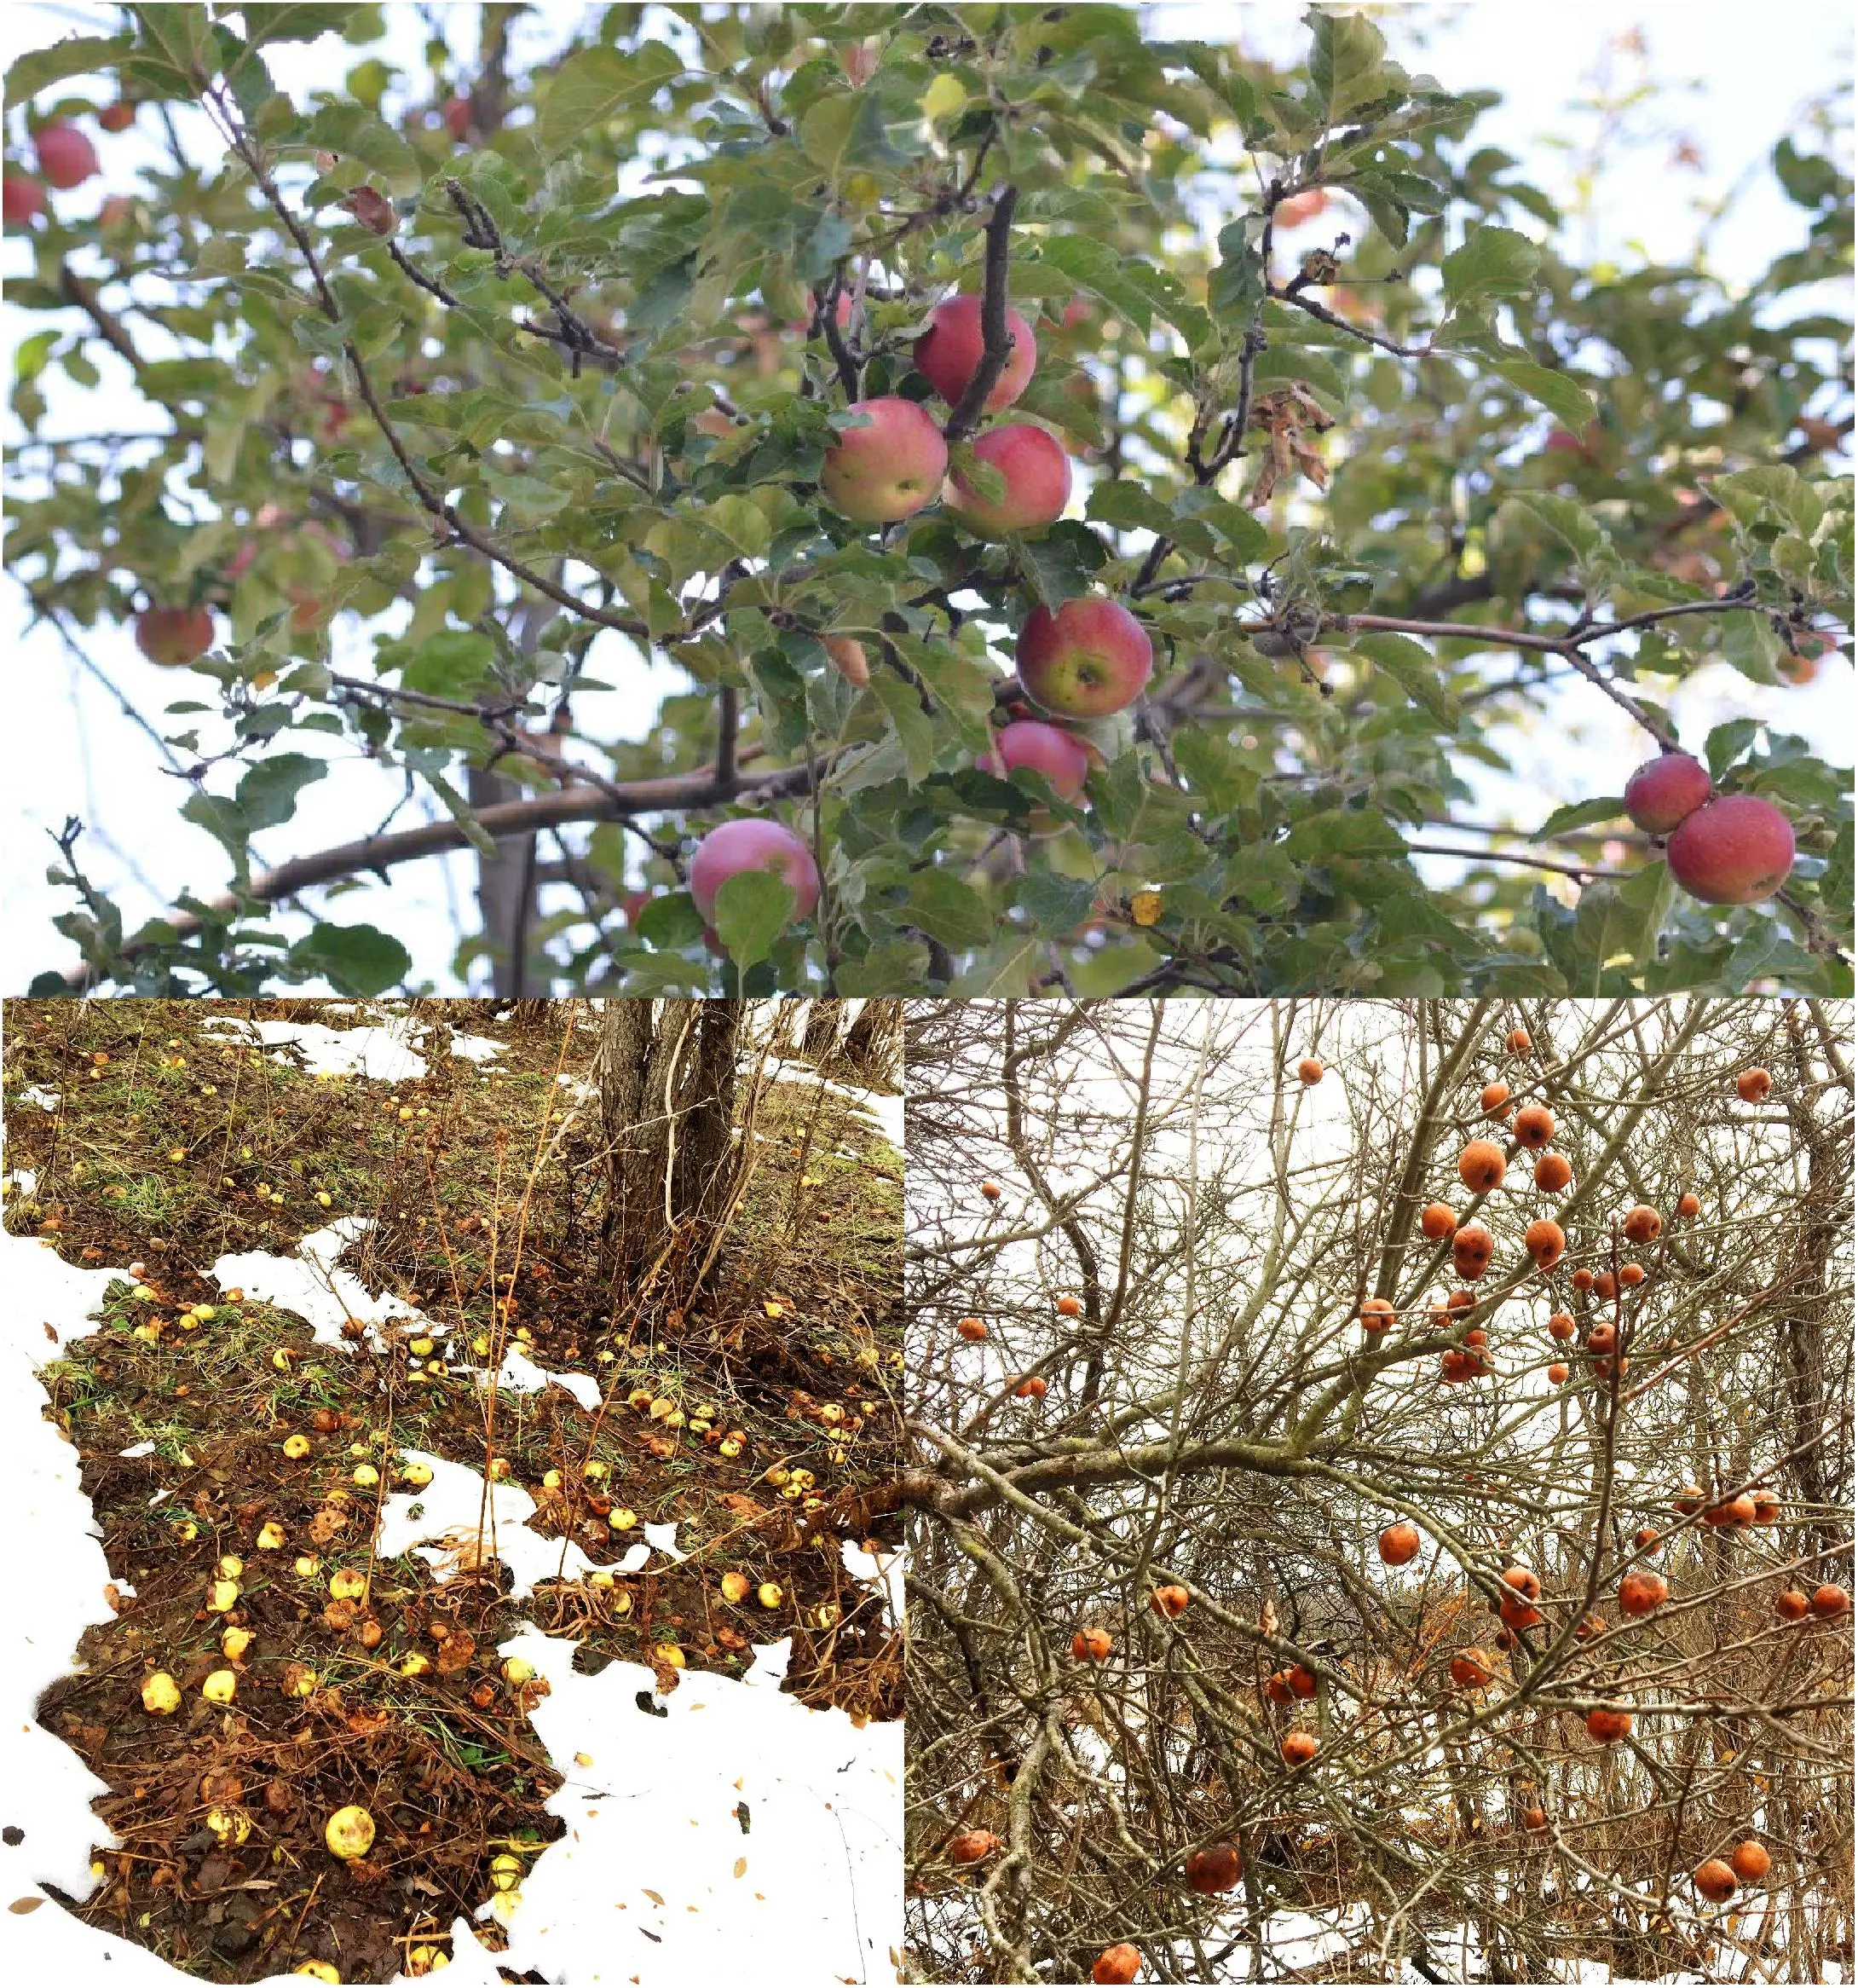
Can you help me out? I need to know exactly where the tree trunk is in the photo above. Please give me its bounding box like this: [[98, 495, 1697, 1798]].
[[595, 1000, 742, 1276], [800, 997, 845, 1065], [839, 998, 902, 1084]]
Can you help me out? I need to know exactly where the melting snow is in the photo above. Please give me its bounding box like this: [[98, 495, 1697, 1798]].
[[0, 1208, 900, 1985]]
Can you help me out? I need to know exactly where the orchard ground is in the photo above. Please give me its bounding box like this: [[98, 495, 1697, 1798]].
[[0, 998, 903, 1984]]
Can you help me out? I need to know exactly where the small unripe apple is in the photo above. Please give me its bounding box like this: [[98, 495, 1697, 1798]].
[[1622, 751, 1711, 835], [946, 423, 1072, 537], [1016, 595, 1154, 718], [97, 101, 136, 134], [823, 635, 871, 687], [3, 174, 48, 225], [914, 296, 1037, 412], [988, 719, 1094, 806], [136, 605, 216, 670], [1665, 794, 1796, 904], [757, 1581, 783, 1608], [34, 123, 99, 190], [820, 396, 949, 522], [689, 818, 821, 927], [441, 95, 473, 140]]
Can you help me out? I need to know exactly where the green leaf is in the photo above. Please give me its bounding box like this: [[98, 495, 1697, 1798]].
[[799, 94, 861, 173], [1488, 358, 1597, 432], [637, 891, 705, 950], [1014, 872, 1097, 938], [238, 4, 359, 46], [1350, 631, 1457, 725], [1307, 9, 1393, 124], [712, 869, 796, 969], [540, 41, 683, 157], [236, 752, 326, 832], [869, 671, 938, 785], [1498, 489, 1609, 568], [289, 921, 412, 996], [5, 34, 136, 101], [1440, 225, 1539, 312], [903, 870, 995, 951], [1536, 795, 1625, 838], [1573, 861, 1674, 978], [1704, 719, 1761, 780]]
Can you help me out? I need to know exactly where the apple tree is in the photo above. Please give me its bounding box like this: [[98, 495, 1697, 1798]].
[[901, 997, 1854, 1984], [3, 6, 1851, 995]]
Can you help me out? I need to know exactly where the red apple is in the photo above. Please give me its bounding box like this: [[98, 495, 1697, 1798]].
[[97, 194, 137, 231], [1276, 189, 1330, 226], [1622, 751, 1711, 835], [914, 295, 1036, 413], [1665, 795, 1796, 905], [688, 818, 822, 928], [35, 124, 99, 190], [989, 719, 1093, 804], [1016, 595, 1153, 718], [134, 606, 216, 667], [97, 101, 136, 134], [3, 174, 47, 225], [820, 396, 948, 522], [946, 423, 1072, 538], [442, 96, 473, 141]]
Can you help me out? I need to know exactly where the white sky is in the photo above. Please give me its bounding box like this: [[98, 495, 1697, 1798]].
[[2, 2, 1851, 992]]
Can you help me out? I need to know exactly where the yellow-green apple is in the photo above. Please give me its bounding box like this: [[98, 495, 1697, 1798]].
[[1016, 595, 1152, 718], [3, 175, 46, 225], [1622, 751, 1711, 835], [34, 124, 98, 189], [135, 606, 216, 667], [1665, 795, 1795, 904], [915, 296, 1036, 412], [689, 818, 821, 929], [947, 424, 1071, 537], [820, 397, 948, 522]]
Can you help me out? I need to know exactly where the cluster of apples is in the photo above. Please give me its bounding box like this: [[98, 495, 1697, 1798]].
[[1622, 749, 1795, 906], [2, 114, 112, 224], [684, 294, 1162, 939]]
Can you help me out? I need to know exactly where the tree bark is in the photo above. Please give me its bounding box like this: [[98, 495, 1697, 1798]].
[[840, 998, 903, 1084], [800, 997, 845, 1065], [595, 1000, 742, 1276]]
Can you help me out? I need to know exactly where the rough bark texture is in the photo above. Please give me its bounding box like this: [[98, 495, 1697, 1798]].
[[840, 998, 903, 1084], [801, 997, 845, 1065], [595, 1000, 741, 1274]]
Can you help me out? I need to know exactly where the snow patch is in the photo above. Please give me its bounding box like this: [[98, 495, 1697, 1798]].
[[488, 1622, 903, 1986], [20, 1085, 61, 1112]]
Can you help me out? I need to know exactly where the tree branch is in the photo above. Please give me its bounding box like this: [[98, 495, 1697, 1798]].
[[943, 186, 1021, 442]]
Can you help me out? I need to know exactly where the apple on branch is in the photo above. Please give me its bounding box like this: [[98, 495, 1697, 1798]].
[[688, 818, 822, 938], [946, 424, 1072, 538], [1015, 595, 1153, 719], [915, 295, 1037, 412], [820, 398, 948, 523]]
